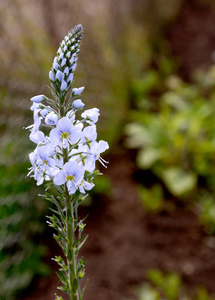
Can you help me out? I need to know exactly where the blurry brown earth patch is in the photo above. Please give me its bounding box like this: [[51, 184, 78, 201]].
[[168, 0, 215, 79]]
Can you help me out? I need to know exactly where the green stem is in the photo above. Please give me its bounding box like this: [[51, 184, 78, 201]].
[[60, 105, 64, 117], [66, 192, 78, 300], [60, 107, 80, 300]]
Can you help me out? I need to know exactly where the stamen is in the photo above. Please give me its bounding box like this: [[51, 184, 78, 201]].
[[99, 157, 108, 168], [61, 132, 69, 139], [100, 157, 109, 164], [66, 175, 75, 181]]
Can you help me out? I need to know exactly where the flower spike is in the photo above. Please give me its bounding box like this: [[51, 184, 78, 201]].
[[27, 24, 109, 300]]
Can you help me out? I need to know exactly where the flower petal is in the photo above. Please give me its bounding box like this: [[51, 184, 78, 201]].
[[54, 170, 66, 185]]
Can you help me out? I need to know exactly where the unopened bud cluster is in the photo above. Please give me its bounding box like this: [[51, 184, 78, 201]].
[[49, 25, 83, 96]]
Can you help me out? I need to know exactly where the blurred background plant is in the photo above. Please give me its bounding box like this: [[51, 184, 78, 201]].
[[125, 58, 215, 235], [129, 269, 215, 300], [0, 90, 50, 300]]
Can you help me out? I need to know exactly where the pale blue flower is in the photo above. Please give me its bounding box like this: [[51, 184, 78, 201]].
[[66, 110, 76, 122], [30, 130, 45, 144], [32, 108, 42, 130], [37, 145, 56, 170], [54, 161, 84, 194], [26, 106, 42, 134], [92, 140, 109, 166], [82, 125, 97, 146], [40, 107, 50, 118], [30, 102, 41, 112], [78, 179, 94, 194], [79, 140, 109, 172], [50, 117, 82, 148], [81, 108, 100, 124], [45, 112, 58, 126], [28, 148, 51, 185]]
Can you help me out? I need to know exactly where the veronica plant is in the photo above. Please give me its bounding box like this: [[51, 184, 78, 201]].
[[27, 25, 109, 300]]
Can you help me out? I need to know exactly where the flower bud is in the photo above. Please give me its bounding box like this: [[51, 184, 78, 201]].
[[73, 24, 83, 41], [61, 80, 67, 91], [72, 87, 85, 96], [67, 73, 74, 84], [72, 99, 85, 109], [30, 95, 46, 103], [56, 70, 64, 82], [49, 70, 55, 82], [45, 112, 58, 125]]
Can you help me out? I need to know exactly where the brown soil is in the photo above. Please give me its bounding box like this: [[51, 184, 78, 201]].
[[21, 150, 215, 300], [168, 0, 215, 79]]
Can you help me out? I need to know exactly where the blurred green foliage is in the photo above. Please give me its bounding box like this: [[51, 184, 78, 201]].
[[0, 91, 50, 300], [137, 185, 165, 213], [197, 191, 215, 235], [131, 269, 215, 300], [91, 175, 113, 198], [125, 61, 215, 232]]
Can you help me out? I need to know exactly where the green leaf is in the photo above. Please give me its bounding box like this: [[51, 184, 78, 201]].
[[147, 269, 164, 287], [162, 167, 197, 196], [81, 279, 89, 300], [163, 272, 181, 299], [137, 148, 162, 169], [137, 185, 164, 212], [132, 71, 159, 95], [75, 235, 88, 255], [56, 269, 69, 288], [46, 194, 66, 227], [124, 123, 152, 148]]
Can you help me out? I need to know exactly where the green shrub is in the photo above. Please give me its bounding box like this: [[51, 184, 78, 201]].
[[126, 68, 215, 197], [125, 63, 215, 231]]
